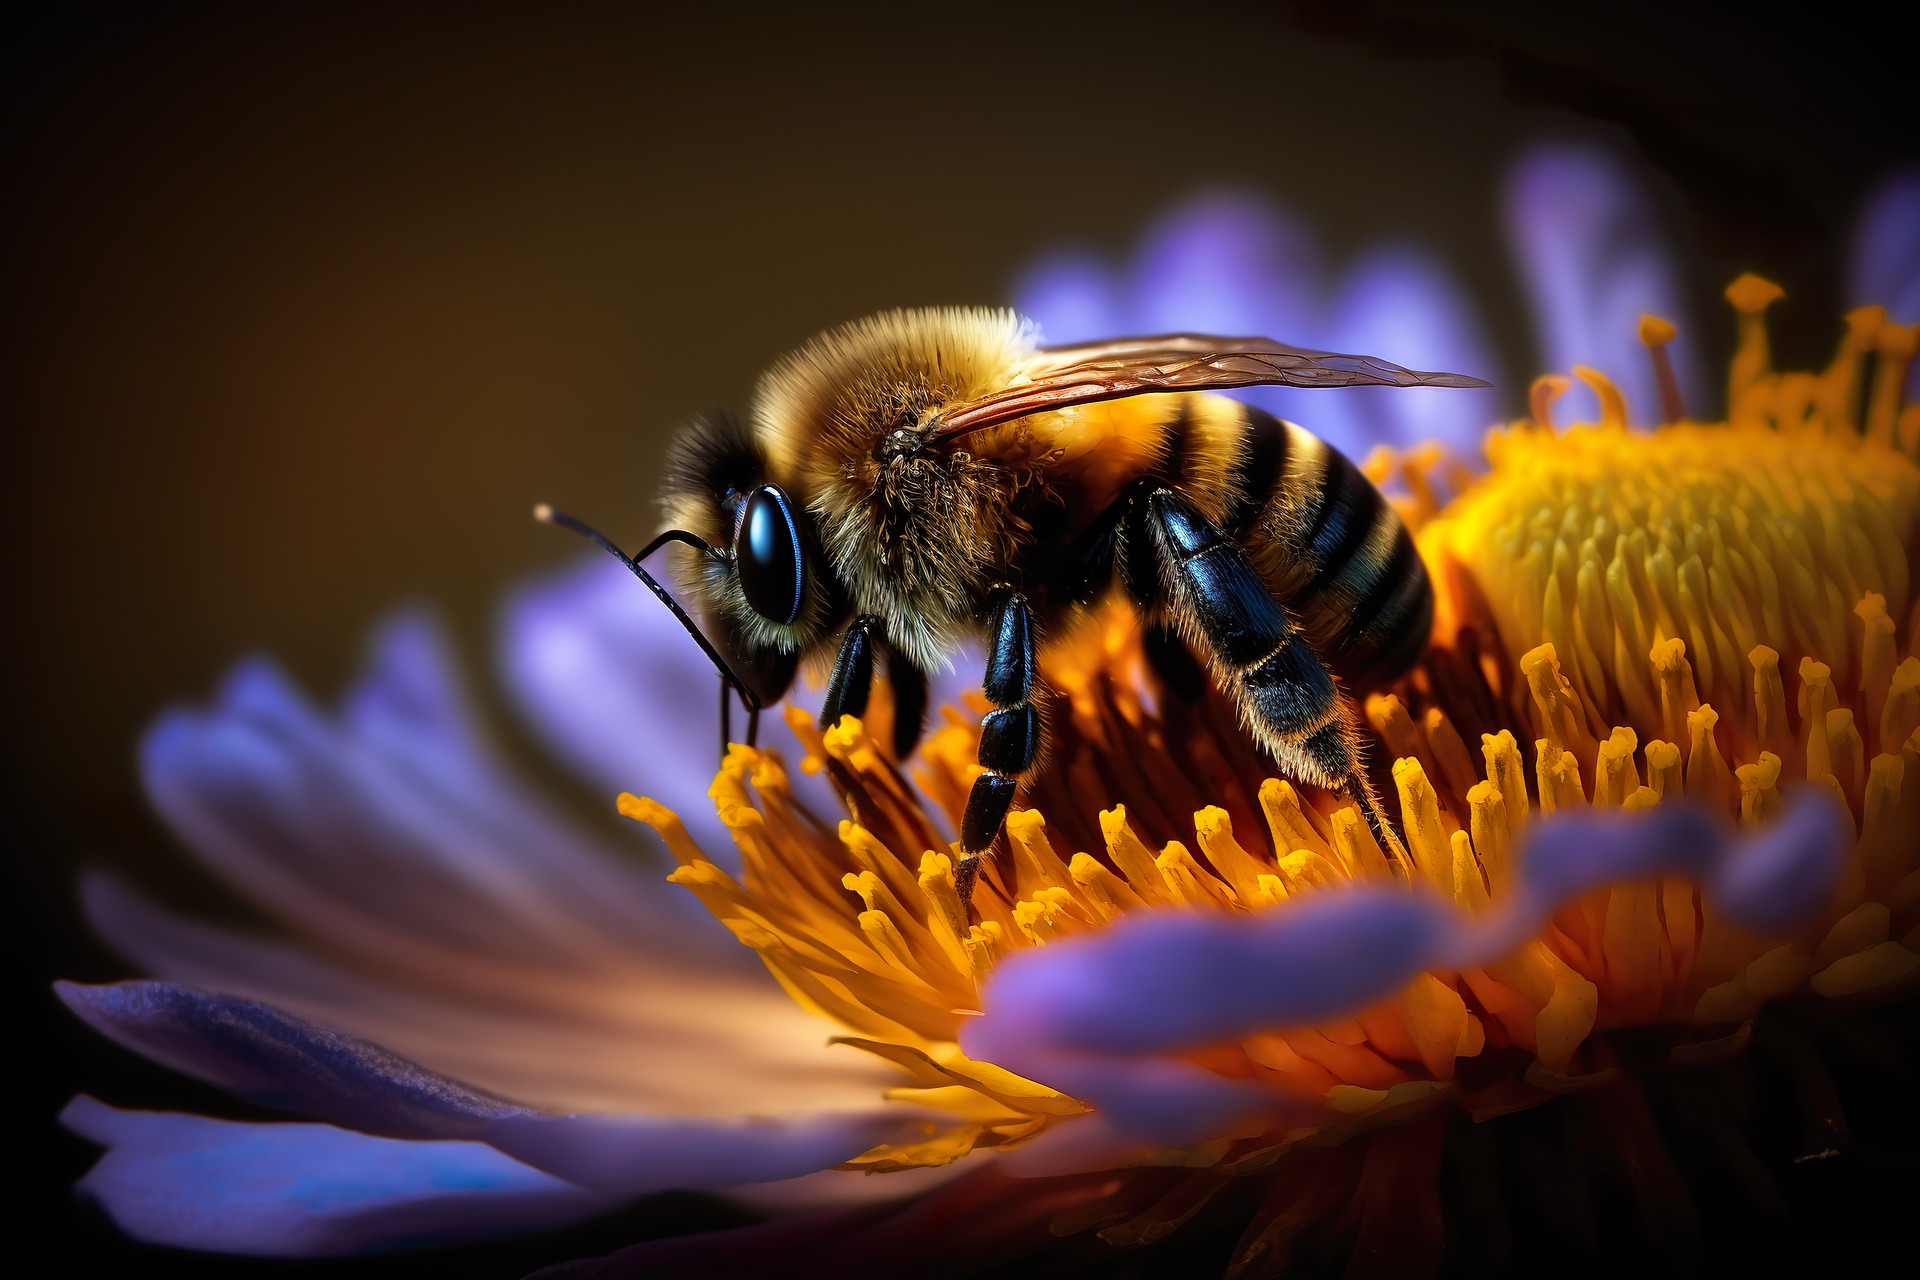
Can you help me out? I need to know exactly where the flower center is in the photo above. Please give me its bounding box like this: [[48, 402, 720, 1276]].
[[621, 281, 1920, 1175]]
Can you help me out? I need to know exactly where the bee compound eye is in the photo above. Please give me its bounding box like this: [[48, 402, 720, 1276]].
[[735, 485, 806, 626]]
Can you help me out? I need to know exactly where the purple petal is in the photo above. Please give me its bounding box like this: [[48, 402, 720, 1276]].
[[1129, 190, 1322, 337], [1705, 787, 1854, 933], [1012, 251, 1123, 344], [1506, 803, 1724, 918], [1849, 168, 1920, 402], [1321, 245, 1503, 458], [139, 609, 728, 975], [58, 981, 529, 1139], [964, 891, 1452, 1144], [1013, 191, 1501, 461], [61, 981, 914, 1196], [1328, 245, 1505, 454], [345, 614, 712, 947], [480, 1109, 912, 1198], [498, 554, 843, 872], [1849, 168, 1920, 324], [972, 892, 1454, 1057], [1504, 142, 1703, 423], [62, 1096, 612, 1257], [1509, 789, 1849, 941], [1130, 192, 1329, 424], [966, 794, 1846, 1149]]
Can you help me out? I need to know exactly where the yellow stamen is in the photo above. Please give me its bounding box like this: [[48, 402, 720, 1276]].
[[1573, 365, 1628, 430], [1726, 272, 1785, 420], [1528, 373, 1570, 432], [1868, 320, 1919, 446], [1638, 312, 1686, 423], [616, 285, 1918, 1188]]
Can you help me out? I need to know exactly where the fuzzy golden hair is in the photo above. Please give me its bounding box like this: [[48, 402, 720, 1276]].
[[750, 308, 1046, 669]]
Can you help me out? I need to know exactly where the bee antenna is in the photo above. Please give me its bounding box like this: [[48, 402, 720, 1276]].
[[533, 503, 762, 715]]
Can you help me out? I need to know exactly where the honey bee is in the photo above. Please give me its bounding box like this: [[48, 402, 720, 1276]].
[[538, 309, 1486, 904]]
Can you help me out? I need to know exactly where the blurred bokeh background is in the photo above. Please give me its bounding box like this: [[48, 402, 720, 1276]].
[[4, 2, 1914, 1274]]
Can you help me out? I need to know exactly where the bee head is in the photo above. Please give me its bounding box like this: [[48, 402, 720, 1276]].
[[660, 413, 844, 674]]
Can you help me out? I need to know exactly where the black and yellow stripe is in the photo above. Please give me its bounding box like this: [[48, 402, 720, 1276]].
[[1220, 402, 1432, 691]]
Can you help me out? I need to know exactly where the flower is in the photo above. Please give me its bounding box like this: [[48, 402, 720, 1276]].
[[58, 146, 1920, 1271], [606, 274, 1916, 1189]]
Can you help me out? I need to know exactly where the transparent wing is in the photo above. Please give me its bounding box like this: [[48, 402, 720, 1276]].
[[928, 333, 1489, 443]]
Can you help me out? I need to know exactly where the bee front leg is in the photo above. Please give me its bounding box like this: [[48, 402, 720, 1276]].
[[1141, 488, 1412, 876], [957, 590, 1041, 908], [820, 614, 882, 729]]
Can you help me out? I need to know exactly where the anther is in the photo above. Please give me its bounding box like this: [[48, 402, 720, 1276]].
[[1637, 313, 1686, 424]]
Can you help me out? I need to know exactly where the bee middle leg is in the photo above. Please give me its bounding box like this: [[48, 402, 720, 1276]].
[[1138, 487, 1412, 875], [956, 590, 1041, 907]]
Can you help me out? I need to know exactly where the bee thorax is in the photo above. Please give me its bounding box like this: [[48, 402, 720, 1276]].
[[878, 426, 928, 461]]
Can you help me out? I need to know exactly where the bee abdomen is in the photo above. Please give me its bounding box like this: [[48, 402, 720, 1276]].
[[1225, 404, 1433, 688]]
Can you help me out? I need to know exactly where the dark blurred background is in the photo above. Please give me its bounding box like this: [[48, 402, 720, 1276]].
[[3, 2, 1914, 1275]]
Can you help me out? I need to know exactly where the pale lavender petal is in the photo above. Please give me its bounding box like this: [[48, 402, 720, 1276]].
[[1012, 251, 1123, 344], [967, 794, 1845, 1149], [63, 1096, 612, 1257], [498, 554, 842, 872], [139, 610, 726, 974], [1505, 142, 1703, 423], [1849, 169, 1920, 323], [481, 1108, 913, 1198], [1323, 245, 1504, 459]]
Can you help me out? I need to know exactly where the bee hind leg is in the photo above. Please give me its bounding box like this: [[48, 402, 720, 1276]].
[[957, 590, 1041, 909], [1141, 487, 1413, 878]]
